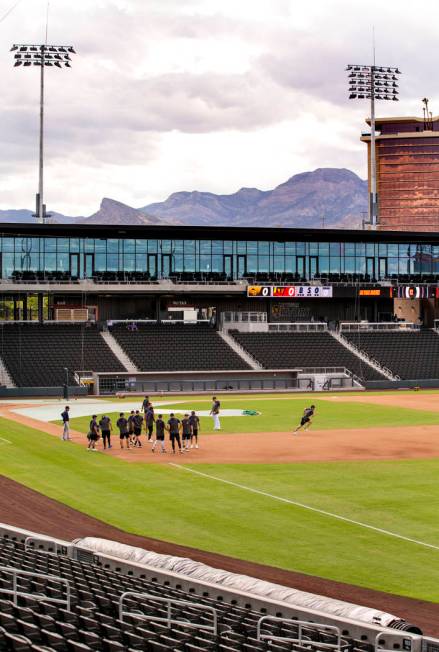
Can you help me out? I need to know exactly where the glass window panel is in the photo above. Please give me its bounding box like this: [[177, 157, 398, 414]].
[[247, 241, 257, 254], [285, 242, 295, 254], [274, 242, 285, 255], [174, 254, 184, 272], [124, 239, 135, 253], [3, 253, 14, 277], [273, 256, 285, 272], [355, 243, 365, 256], [148, 240, 158, 253], [184, 240, 195, 253], [247, 255, 258, 272], [94, 239, 106, 253], [366, 243, 375, 256], [57, 253, 69, 271], [355, 257, 365, 273], [258, 255, 269, 272], [388, 244, 398, 257], [388, 258, 398, 274], [160, 240, 172, 253], [330, 242, 340, 255], [107, 254, 118, 271], [212, 240, 223, 253], [84, 239, 94, 253], [319, 256, 329, 273], [344, 243, 355, 255], [399, 258, 409, 274], [57, 238, 69, 252], [124, 252, 135, 271], [421, 244, 432, 254], [285, 256, 295, 272], [174, 240, 184, 252], [344, 257, 355, 273], [318, 243, 329, 255], [200, 240, 212, 254], [184, 255, 195, 272], [44, 253, 57, 271], [199, 255, 211, 271], [309, 242, 318, 255], [29, 253, 39, 270], [2, 238, 14, 252], [296, 242, 306, 254], [258, 241, 269, 255], [69, 238, 79, 252], [223, 241, 233, 254], [45, 238, 57, 252], [330, 257, 340, 273], [135, 255, 147, 271], [135, 239, 148, 253], [211, 255, 222, 272], [237, 241, 246, 254], [378, 243, 387, 255], [95, 254, 106, 271], [107, 239, 119, 253]]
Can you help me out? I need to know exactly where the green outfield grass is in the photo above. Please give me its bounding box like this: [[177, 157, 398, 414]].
[[1, 416, 439, 602], [58, 394, 439, 435]]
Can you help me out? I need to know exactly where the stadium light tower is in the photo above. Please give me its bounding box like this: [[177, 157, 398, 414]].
[[10, 43, 76, 224], [346, 64, 401, 229]]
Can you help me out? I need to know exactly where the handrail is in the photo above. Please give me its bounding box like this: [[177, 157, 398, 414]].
[[257, 616, 344, 650], [0, 566, 71, 611], [119, 591, 218, 635], [340, 322, 420, 332]]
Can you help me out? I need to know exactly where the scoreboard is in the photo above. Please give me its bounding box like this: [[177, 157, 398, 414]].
[[247, 286, 333, 298]]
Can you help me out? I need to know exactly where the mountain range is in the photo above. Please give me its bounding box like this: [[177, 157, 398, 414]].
[[0, 168, 368, 229]]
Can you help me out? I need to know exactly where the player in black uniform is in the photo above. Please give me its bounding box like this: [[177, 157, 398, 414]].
[[133, 410, 143, 447], [128, 410, 136, 446], [189, 410, 200, 449], [293, 405, 316, 434], [181, 414, 192, 451], [87, 415, 99, 451], [152, 414, 166, 453], [117, 412, 130, 449], [167, 413, 182, 454], [99, 415, 112, 450], [145, 403, 155, 441]]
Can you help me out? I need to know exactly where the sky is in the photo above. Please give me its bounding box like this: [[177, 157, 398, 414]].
[[0, 0, 438, 216]]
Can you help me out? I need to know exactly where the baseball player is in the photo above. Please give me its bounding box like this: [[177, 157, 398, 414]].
[[293, 404, 316, 434]]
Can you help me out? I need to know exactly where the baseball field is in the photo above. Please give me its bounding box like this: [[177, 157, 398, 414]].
[[0, 390, 438, 627]]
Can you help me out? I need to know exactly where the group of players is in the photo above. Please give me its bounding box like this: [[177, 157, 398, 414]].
[[61, 396, 202, 453]]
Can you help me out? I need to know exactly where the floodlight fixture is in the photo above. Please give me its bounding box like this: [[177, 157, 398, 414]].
[[346, 63, 401, 229], [10, 43, 77, 224]]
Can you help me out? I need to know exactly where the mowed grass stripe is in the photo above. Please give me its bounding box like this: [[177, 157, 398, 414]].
[[60, 396, 439, 435], [1, 417, 439, 602]]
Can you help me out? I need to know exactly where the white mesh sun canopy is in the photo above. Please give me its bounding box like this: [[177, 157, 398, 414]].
[[75, 537, 401, 629]]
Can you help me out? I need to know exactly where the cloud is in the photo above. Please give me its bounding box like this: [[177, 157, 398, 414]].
[[1, 0, 439, 214]]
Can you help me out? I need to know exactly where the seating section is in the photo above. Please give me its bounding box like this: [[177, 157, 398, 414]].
[[0, 324, 126, 387], [111, 323, 250, 371], [230, 331, 384, 380], [343, 330, 439, 379], [0, 538, 374, 652]]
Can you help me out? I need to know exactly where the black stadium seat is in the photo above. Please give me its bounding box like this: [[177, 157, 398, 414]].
[[111, 322, 250, 372], [0, 535, 370, 652], [344, 330, 439, 380], [229, 331, 384, 381], [0, 324, 126, 388]]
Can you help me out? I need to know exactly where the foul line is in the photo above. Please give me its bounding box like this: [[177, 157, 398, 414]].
[[0, 437, 12, 445], [169, 463, 439, 552]]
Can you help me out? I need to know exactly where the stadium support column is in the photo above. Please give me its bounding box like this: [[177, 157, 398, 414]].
[[156, 297, 161, 323], [38, 293, 44, 322]]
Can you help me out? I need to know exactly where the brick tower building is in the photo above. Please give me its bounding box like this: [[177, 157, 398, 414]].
[[361, 114, 439, 231]]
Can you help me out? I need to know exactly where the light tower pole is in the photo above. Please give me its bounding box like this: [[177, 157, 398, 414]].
[[346, 64, 401, 229], [10, 43, 76, 224]]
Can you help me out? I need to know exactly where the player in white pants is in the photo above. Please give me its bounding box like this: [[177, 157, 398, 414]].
[[210, 396, 221, 430]]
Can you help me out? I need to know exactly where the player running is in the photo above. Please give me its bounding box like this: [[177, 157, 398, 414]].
[[293, 405, 316, 434]]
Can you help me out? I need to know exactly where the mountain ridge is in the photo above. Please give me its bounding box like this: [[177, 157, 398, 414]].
[[0, 168, 367, 229]]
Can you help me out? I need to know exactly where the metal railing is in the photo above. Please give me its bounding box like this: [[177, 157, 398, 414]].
[[119, 592, 218, 635], [339, 322, 420, 332], [257, 616, 344, 650], [268, 322, 328, 332], [221, 311, 268, 324], [0, 566, 71, 610]]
